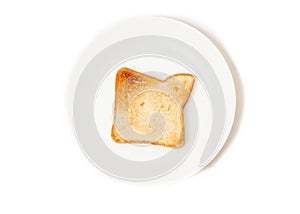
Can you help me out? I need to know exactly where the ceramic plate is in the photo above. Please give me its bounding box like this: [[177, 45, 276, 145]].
[[72, 16, 236, 182]]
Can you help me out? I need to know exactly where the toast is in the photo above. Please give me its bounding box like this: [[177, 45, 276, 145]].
[[111, 67, 194, 147]]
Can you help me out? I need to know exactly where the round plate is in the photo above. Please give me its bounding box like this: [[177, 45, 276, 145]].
[[72, 16, 236, 182]]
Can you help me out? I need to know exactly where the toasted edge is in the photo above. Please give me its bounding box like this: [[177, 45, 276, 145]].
[[166, 73, 195, 92], [111, 125, 127, 143], [115, 67, 138, 91]]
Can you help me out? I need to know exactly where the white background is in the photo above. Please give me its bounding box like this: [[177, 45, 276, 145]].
[[0, 0, 299, 213]]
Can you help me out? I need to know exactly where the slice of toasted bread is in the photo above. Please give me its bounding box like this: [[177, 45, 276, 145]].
[[111, 67, 194, 148]]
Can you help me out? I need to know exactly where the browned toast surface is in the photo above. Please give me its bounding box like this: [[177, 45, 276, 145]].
[[111, 67, 194, 147]]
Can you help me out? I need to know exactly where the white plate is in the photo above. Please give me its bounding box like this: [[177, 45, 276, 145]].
[[72, 16, 236, 183]]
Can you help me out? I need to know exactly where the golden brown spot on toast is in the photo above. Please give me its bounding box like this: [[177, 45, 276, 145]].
[[115, 68, 137, 90], [111, 125, 127, 143]]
